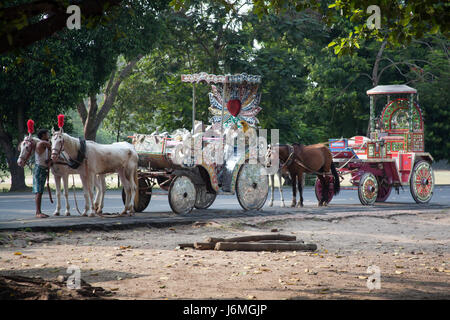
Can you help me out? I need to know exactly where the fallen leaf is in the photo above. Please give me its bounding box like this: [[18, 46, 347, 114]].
[[14, 252, 22, 256], [110, 288, 119, 291], [358, 276, 368, 279], [395, 270, 404, 274]]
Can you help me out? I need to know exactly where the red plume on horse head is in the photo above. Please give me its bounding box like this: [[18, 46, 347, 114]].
[[57, 114, 64, 131], [27, 119, 34, 136]]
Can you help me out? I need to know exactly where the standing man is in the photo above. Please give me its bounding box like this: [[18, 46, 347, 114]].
[[34, 129, 51, 218]]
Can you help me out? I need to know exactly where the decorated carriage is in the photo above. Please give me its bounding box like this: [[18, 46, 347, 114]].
[[316, 84, 434, 205], [123, 73, 269, 214]]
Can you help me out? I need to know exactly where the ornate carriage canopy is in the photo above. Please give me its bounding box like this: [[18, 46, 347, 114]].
[[181, 72, 262, 129]]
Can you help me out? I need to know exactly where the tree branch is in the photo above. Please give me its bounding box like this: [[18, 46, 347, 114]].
[[0, 0, 123, 54], [94, 55, 143, 130], [77, 100, 88, 125]]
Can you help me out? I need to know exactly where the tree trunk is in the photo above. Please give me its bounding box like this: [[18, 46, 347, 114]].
[[77, 55, 143, 141], [0, 106, 28, 191], [372, 40, 387, 86], [0, 139, 27, 191]]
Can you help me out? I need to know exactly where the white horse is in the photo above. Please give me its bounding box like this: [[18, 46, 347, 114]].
[[51, 130, 139, 216], [17, 136, 106, 216]]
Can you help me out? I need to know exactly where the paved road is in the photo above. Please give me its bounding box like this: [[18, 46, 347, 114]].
[[0, 185, 449, 231]]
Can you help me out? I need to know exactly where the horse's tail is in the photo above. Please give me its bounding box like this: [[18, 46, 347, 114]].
[[133, 168, 139, 209], [331, 162, 340, 195]]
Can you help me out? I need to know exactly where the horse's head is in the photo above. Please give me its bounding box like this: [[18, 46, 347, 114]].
[[51, 130, 64, 162], [17, 136, 36, 167]]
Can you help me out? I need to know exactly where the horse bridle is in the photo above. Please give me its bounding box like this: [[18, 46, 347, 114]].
[[266, 144, 295, 169], [18, 136, 36, 164], [52, 132, 87, 169], [51, 132, 66, 161]]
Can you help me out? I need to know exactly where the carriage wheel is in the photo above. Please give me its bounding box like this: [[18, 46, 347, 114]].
[[376, 178, 392, 202], [314, 176, 334, 204], [194, 185, 216, 209], [236, 163, 269, 211], [410, 160, 434, 204], [358, 172, 378, 205], [168, 173, 197, 214], [121, 177, 152, 212]]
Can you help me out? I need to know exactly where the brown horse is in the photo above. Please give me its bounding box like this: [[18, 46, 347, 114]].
[[268, 143, 340, 207]]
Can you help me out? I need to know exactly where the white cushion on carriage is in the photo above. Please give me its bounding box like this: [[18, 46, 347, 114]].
[[133, 134, 165, 153]]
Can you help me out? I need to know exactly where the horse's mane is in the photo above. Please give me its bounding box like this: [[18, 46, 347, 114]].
[[292, 142, 304, 148]]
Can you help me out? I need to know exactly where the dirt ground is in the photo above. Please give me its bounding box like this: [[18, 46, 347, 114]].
[[0, 210, 449, 300]]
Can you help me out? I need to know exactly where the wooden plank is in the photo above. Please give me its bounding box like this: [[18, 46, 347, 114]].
[[206, 234, 296, 244], [193, 242, 216, 250], [214, 242, 317, 252], [178, 243, 195, 249]]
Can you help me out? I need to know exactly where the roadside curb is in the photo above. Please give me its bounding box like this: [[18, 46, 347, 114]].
[[0, 204, 447, 233]]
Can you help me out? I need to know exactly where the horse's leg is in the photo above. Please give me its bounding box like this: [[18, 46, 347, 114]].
[[269, 174, 274, 207], [117, 168, 130, 216], [53, 174, 61, 216], [278, 172, 286, 207], [97, 174, 106, 214], [321, 174, 329, 206], [317, 175, 326, 206], [128, 167, 137, 215], [296, 170, 304, 208], [290, 174, 297, 207], [93, 175, 100, 212], [62, 173, 70, 216], [80, 174, 90, 217], [87, 173, 100, 217]]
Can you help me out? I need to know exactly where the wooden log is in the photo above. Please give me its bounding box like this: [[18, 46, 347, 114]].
[[214, 242, 317, 252], [193, 242, 216, 250], [255, 240, 304, 244], [178, 243, 195, 249], [206, 234, 296, 244]]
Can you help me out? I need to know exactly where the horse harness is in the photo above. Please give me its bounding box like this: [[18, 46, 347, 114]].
[[281, 144, 332, 177], [53, 136, 87, 169]]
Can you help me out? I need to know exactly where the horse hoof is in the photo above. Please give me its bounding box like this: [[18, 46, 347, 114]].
[[268, 202, 273, 207], [65, 212, 70, 216], [318, 202, 323, 207], [281, 203, 286, 208], [88, 213, 96, 217], [53, 212, 60, 216]]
